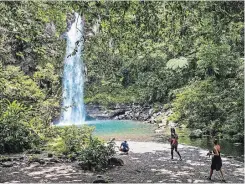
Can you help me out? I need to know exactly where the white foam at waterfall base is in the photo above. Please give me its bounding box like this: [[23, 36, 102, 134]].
[[59, 13, 86, 125]]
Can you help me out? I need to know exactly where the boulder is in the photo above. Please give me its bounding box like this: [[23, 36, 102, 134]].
[[189, 129, 203, 138], [113, 116, 119, 120], [155, 129, 164, 133], [108, 157, 124, 166], [135, 112, 140, 118], [48, 153, 53, 158], [93, 179, 108, 183], [156, 112, 162, 116], [0, 156, 12, 162], [165, 109, 173, 116], [141, 113, 150, 121], [158, 123, 165, 128], [93, 176, 108, 183], [29, 157, 45, 165], [27, 149, 41, 154], [109, 109, 126, 118], [47, 158, 59, 163], [118, 114, 125, 120], [161, 118, 167, 125], [29, 162, 41, 167], [168, 121, 176, 127], [78, 161, 91, 170], [156, 118, 162, 124], [148, 108, 154, 116], [148, 117, 156, 124], [1, 161, 14, 167]]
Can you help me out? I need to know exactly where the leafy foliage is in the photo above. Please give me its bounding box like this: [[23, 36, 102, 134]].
[[169, 68, 244, 142], [0, 1, 243, 152], [47, 125, 116, 171], [78, 138, 116, 171], [46, 125, 94, 154], [0, 100, 41, 153], [166, 57, 188, 70]]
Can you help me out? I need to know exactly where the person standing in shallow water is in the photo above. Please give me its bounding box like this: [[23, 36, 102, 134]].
[[207, 139, 226, 182], [169, 128, 182, 160]]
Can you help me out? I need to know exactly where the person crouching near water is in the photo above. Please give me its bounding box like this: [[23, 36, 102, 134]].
[[169, 128, 182, 160], [120, 141, 129, 154], [207, 139, 225, 182]]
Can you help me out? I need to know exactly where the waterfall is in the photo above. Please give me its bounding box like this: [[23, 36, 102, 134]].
[[59, 13, 85, 125]]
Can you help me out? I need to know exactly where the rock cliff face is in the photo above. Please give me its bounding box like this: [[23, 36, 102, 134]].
[[85, 103, 174, 126]]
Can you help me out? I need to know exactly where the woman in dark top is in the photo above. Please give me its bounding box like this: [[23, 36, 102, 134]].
[[170, 128, 182, 160], [207, 139, 225, 182]]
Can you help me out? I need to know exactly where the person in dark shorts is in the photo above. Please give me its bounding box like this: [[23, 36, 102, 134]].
[[169, 128, 182, 160], [207, 139, 225, 182], [120, 141, 129, 154]]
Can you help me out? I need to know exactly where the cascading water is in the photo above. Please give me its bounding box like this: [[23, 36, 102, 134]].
[[59, 13, 85, 125]]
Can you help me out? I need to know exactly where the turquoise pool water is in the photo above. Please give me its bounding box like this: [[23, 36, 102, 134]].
[[56, 120, 243, 161], [86, 120, 156, 141]]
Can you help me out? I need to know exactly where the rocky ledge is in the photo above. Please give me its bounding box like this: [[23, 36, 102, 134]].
[[86, 103, 174, 125]]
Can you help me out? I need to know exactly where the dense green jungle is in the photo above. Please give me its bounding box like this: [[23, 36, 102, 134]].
[[0, 1, 244, 170]]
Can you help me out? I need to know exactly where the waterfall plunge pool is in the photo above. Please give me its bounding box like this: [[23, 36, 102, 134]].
[[87, 120, 156, 141], [56, 120, 243, 161]]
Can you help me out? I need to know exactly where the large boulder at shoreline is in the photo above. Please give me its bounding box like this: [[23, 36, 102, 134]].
[[189, 129, 203, 138], [108, 157, 124, 166], [93, 176, 108, 183], [1, 161, 14, 167]]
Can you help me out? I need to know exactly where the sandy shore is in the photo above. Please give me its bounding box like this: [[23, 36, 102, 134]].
[[0, 141, 244, 183]]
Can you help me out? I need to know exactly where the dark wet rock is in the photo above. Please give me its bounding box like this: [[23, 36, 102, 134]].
[[108, 157, 124, 166], [27, 149, 41, 154], [118, 114, 125, 120], [189, 129, 203, 138], [110, 109, 126, 118], [77, 161, 91, 170], [11, 156, 24, 161], [93, 179, 108, 183], [58, 154, 67, 160], [86, 104, 155, 121], [148, 108, 154, 116], [46, 158, 59, 163], [113, 116, 119, 120], [48, 153, 53, 158], [135, 169, 141, 173], [147, 118, 156, 124], [93, 175, 108, 183], [29, 157, 45, 165], [0, 156, 12, 162], [29, 162, 41, 167], [1, 161, 14, 167]]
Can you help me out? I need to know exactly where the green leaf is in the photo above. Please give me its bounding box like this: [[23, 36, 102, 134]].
[[166, 57, 188, 70]]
